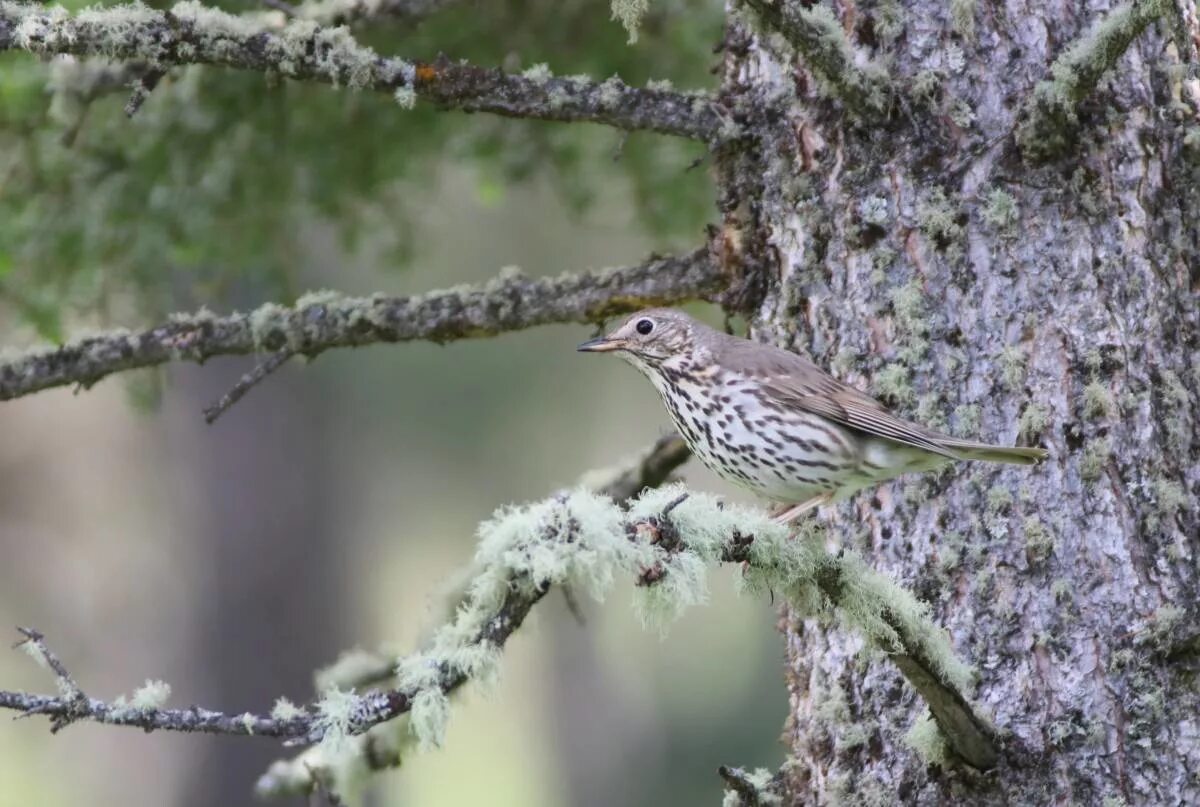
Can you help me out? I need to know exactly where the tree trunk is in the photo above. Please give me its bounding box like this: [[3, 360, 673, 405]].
[[718, 1, 1200, 803]]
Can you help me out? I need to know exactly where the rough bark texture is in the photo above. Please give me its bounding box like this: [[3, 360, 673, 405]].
[[717, 1, 1200, 804]]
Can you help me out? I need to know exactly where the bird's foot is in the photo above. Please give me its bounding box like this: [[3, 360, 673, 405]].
[[771, 493, 833, 525]]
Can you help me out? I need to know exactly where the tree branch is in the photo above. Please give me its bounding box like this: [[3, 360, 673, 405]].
[[1, 476, 990, 800], [0, 247, 723, 402], [810, 559, 999, 769], [0, 2, 729, 142], [202, 348, 295, 424], [1016, 0, 1169, 160], [310, 434, 692, 695], [740, 0, 891, 119]]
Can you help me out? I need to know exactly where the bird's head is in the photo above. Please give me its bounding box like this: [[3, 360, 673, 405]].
[[577, 308, 704, 373]]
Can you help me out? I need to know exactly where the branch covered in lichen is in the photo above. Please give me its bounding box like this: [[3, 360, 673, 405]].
[[0, 2, 729, 141], [261, 435, 692, 795], [0, 248, 722, 402], [808, 556, 998, 769], [310, 434, 692, 695], [650, 503, 998, 770], [2, 478, 989, 799], [1016, 0, 1168, 160], [740, 0, 891, 119]]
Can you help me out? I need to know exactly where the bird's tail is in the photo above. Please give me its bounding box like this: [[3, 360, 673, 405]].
[[937, 439, 1048, 466]]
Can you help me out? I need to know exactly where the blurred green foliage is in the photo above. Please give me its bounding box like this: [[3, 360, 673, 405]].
[[0, 0, 720, 338]]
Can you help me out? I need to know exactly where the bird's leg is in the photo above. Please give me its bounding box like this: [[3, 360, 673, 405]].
[[772, 493, 833, 524]]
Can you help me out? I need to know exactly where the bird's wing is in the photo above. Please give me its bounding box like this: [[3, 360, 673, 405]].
[[719, 337, 958, 459]]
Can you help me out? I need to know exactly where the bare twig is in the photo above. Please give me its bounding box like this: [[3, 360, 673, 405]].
[[0, 248, 723, 402], [203, 348, 295, 424], [123, 67, 166, 117], [0, 3, 729, 142]]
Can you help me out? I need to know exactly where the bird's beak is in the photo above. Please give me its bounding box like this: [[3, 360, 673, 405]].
[[577, 336, 623, 353]]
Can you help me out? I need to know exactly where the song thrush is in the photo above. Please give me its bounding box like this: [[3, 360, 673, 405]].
[[579, 308, 1047, 521]]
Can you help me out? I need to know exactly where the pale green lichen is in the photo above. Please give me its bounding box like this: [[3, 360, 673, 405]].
[[130, 679, 172, 710], [874, 363, 914, 404], [860, 195, 890, 227], [521, 62, 552, 83], [393, 87, 417, 109], [912, 69, 941, 101], [1158, 370, 1190, 455], [1146, 477, 1188, 531], [792, 3, 891, 115], [1152, 478, 1187, 516], [271, 697, 305, 721], [997, 345, 1027, 390], [917, 188, 964, 254], [108, 678, 173, 719], [982, 188, 1019, 230], [986, 487, 1013, 513], [314, 687, 361, 758], [819, 551, 973, 691], [875, 0, 905, 43], [947, 97, 975, 128], [953, 404, 980, 438], [890, 280, 928, 335], [1024, 517, 1054, 562], [645, 78, 673, 92], [916, 394, 947, 431], [1082, 379, 1113, 419], [598, 75, 625, 107], [410, 688, 450, 751], [244, 483, 981, 788], [1018, 403, 1049, 440], [1080, 438, 1110, 482], [949, 0, 976, 41], [19, 638, 50, 670], [905, 710, 949, 766], [611, 0, 649, 43]]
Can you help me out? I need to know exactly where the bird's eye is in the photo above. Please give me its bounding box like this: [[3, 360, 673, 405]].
[[635, 318, 654, 335]]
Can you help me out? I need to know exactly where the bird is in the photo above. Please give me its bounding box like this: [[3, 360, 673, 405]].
[[578, 308, 1047, 522]]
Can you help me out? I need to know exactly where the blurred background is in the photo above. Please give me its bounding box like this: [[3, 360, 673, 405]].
[[0, 1, 787, 804]]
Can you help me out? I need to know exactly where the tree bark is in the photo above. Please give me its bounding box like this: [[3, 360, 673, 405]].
[[718, 1, 1200, 803]]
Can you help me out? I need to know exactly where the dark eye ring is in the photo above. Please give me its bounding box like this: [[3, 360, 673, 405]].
[[635, 318, 654, 335]]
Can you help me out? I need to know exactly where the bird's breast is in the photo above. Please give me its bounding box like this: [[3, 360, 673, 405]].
[[651, 372, 858, 502]]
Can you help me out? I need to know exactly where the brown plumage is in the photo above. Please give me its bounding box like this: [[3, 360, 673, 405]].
[[579, 308, 1047, 519]]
